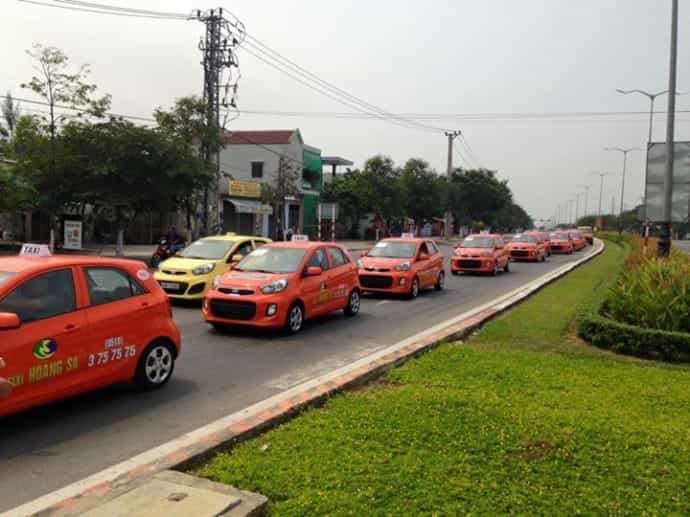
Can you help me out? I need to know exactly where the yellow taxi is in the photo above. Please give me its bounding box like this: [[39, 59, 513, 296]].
[[154, 234, 271, 300]]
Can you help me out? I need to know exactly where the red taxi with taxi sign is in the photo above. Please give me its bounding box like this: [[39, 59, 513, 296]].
[[451, 234, 510, 275], [506, 233, 547, 262], [568, 229, 588, 251], [548, 231, 574, 254], [358, 235, 445, 298], [0, 244, 181, 417], [203, 237, 361, 334]]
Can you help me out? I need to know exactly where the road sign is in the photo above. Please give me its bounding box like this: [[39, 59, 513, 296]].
[[645, 141, 690, 222]]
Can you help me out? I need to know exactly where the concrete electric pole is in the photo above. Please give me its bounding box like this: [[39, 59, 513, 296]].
[[444, 130, 462, 239]]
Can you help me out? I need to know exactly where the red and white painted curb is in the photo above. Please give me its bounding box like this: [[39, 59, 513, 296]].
[[6, 241, 604, 517]]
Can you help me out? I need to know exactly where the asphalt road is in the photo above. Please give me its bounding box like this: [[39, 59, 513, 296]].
[[0, 245, 595, 512]]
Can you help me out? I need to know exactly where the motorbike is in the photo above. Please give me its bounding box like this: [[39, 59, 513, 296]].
[[150, 237, 185, 268]]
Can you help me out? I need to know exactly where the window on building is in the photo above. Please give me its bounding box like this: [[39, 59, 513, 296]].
[[251, 162, 264, 178]]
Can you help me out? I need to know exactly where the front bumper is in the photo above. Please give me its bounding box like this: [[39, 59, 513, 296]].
[[154, 272, 211, 299], [202, 291, 288, 328], [508, 249, 539, 261], [358, 270, 413, 293], [450, 257, 496, 272]]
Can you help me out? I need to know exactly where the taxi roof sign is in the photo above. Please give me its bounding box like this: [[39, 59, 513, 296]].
[[401, 232, 415, 239], [292, 234, 309, 241], [20, 243, 52, 258]]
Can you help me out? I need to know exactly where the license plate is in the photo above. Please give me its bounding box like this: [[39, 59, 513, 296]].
[[161, 282, 180, 290]]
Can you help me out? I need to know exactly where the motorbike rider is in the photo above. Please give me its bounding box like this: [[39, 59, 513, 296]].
[[165, 226, 185, 254]]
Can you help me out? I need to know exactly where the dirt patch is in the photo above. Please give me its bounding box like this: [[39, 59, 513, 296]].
[[507, 440, 558, 462]]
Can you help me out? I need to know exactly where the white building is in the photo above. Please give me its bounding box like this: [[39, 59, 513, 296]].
[[218, 129, 323, 238]]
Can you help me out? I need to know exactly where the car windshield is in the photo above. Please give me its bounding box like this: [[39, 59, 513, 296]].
[[235, 247, 306, 273], [461, 237, 495, 248], [179, 239, 234, 260], [368, 241, 417, 258], [550, 232, 570, 239], [0, 271, 16, 287], [512, 234, 537, 243]]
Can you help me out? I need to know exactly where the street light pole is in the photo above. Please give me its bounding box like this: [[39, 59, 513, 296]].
[[592, 172, 610, 227], [659, 0, 679, 257], [603, 147, 643, 229], [574, 192, 581, 224], [578, 184, 591, 219]]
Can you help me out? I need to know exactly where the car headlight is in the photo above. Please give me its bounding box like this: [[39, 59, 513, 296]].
[[192, 263, 215, 276], [261, 278, 288, 294], [357, 258, 363, 268], [395, 262, 411, 271], [211, 275, 221, 289]]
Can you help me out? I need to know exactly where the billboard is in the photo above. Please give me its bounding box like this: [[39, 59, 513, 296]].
[[228, 180, 262, 199], [63, 220, 83, 250], [644, 141, 690, 223]]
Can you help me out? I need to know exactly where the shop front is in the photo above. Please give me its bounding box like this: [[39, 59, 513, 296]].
[[223, 180, 272, 236]]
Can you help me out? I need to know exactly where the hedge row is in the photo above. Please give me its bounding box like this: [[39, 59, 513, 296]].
[[577, 236, 690, 363]]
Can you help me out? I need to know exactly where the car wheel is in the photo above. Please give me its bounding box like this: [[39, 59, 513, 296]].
[[285, 302, 305, 334], [541, 253, 546, 262], [344, 289, 361, 317], [491, 263, 498, 276], [408, 277, 420, 299], [211, 322, 229, 333], [504, 261, 510, 273], [435, 271, 445, 291], [135, 340, 176, 390], [451, 270, 460, 276]]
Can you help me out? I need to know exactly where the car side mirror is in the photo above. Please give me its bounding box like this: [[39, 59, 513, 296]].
[[0, 312, 21, 330], [418, 253, 430, 261], [305, 266, 323, 276], [229, 254, 244, 264]]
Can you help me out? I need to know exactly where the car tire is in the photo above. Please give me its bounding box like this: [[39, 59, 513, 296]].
[[408, 277, 420, 299], [135, 340, 176, 390], [285, 302, 305, 334], [211, 322, 229, 333], [491, 263, 498, 276], [451, 270, 460, 276], [344, 289, 361, 317], [435, 271, 445, 291], [504, 261, 510, 273], [541, 253, 546, 262]]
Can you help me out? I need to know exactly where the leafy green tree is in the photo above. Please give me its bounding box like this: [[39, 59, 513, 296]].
[[449, 168, 512, 230], [491, 202, 533, 232], [399, 158, 444, 229], [261, 155, 302, 239], [1, 92, 21, 140], [21, 44, 110, 248]]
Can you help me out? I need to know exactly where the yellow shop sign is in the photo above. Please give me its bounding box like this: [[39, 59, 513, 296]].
[[229, 180, 262, 199]]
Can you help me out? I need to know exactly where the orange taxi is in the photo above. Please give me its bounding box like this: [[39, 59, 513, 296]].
[[548, 231, 574, 254], [568, 230, 587, 251], [203, 239, 360, 334], [525, 231, 552, 256], [506, 233, 547, 262], [451, 234, 509, 275], [0, 245, 181, 418], [358, 236, 445, 298]]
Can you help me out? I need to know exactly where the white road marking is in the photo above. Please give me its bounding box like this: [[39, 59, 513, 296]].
[[375, 300, 392, 306]]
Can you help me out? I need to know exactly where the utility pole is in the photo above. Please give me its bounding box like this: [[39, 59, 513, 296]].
[[444, 130, 462, 239], [578, 184, 591, 219], [193, 8, 242, 236], [659, 0, 679, 257]]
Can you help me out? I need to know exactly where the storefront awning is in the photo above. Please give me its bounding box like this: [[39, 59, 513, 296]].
[[227, 198, 273, 215]]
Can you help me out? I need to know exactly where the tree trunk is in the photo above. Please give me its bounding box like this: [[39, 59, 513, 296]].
[[116, 225, 125, 257]]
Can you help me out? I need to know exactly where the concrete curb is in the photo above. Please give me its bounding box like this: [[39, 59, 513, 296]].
[[7, 240, 605, 517]]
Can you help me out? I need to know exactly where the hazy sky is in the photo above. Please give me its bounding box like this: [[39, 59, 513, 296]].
[[4, 0, 689, 221]]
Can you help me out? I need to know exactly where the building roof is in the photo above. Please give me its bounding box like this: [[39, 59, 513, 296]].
[[322, 156, 354, 167], [224, 130, 298, 145]]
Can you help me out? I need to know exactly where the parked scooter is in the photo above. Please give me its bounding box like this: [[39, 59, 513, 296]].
[[150, 236, 185, 268]]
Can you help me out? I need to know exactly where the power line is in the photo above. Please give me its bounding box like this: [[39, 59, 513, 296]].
[[18, 0, 188, 19]]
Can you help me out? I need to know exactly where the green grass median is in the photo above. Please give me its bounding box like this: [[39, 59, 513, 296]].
[[197, 242, 690, 515]]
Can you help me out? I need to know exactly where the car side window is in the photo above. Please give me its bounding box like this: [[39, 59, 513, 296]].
[[85, 267, 144, 306], [418, 242, 429, 258], [328, 247, 348, 267], [234, 241, 253, 259], [307, 248, 330, 271], [253, 239, 266, 249], [0, 269, 76, 324], [427, 241, 439, 255]]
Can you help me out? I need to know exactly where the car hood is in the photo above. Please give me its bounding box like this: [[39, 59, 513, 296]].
[[454, 247, 493, 256], [507, 242, 536, 248], [218, 270, 291, 289], [158, 257, 220, 273], [551, 239, 570, 245], [360, 256, 412, 269]]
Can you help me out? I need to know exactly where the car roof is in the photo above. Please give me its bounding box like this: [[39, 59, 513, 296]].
[[265, 241, 343, 250], [380, 237, 426, 243], [200, 234, 266, 242], [465, 233, 500, 238], [0, 255, 143, 275]]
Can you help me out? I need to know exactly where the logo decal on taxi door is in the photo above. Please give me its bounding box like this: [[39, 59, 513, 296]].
[[33, 339, 58, 360]]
